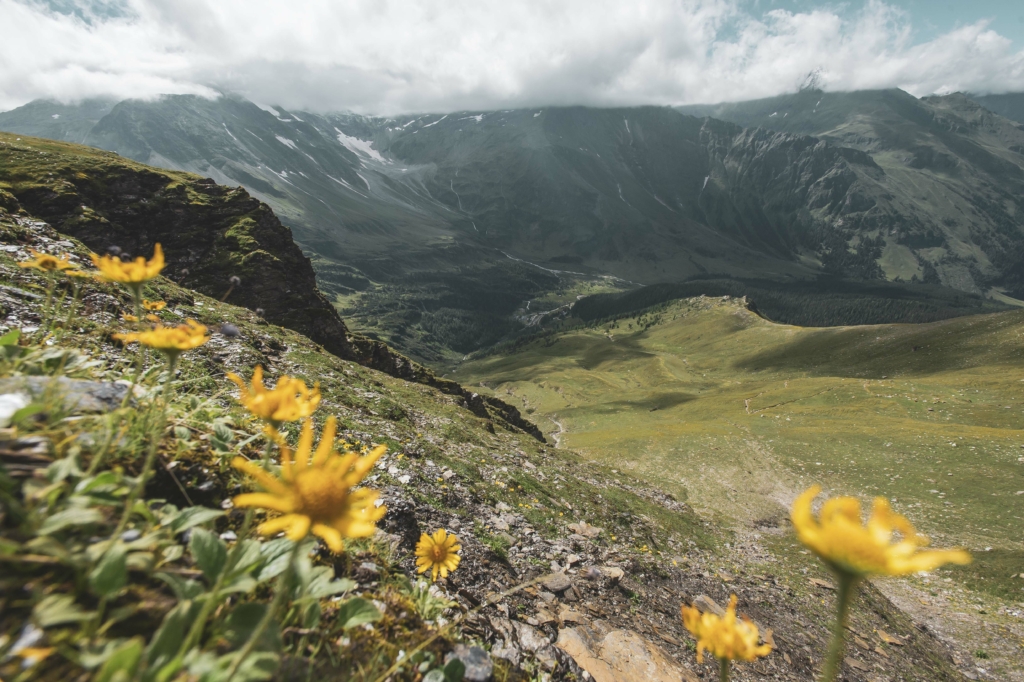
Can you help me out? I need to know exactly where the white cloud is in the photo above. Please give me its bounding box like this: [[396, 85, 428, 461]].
[[1, 0, 1022, 114]]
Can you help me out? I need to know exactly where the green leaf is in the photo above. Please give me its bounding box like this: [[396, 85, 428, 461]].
[[227, 539, 263, 578], [11, 403, 44, 426], [33, 594, 93, 627], [173, 426, 192, 442], [0, 328, 21, 346], [423, 671, 446, 682], [213, 422, 233, 443], [155, 572, 204, 601], [95, 637, 144, 682], [306, 566, 356, 599], [90, 543, 128, 597], [145, 601, 199, 673], [336, 597, 382, 630], [38, 507, 103, 535], [223, 603, 282, 651], [200, 651, 279, 682], [165, 506, 224, 534], [443, 658, 466, 682], [76, 471, 123, 493], [255, 538, 297, 582], [189, 528, 227, 582]]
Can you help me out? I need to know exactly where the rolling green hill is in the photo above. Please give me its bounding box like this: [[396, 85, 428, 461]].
[[4, 93, 1023, 361]]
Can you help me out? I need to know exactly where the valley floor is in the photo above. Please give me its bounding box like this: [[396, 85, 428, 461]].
[[457, 296, 1024, 679]]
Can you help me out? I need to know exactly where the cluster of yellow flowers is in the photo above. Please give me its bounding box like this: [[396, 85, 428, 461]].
[[681, 484, 970, 681], [225, 366, 461, 578]]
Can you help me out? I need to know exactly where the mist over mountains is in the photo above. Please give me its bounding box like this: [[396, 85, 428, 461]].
[[3, 88, 1024, 360]]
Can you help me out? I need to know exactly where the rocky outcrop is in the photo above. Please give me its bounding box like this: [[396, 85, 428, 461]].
[[0, 133, 544, 440]]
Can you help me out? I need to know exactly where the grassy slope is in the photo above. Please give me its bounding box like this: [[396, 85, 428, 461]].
[[456, 298, 1024, 592]]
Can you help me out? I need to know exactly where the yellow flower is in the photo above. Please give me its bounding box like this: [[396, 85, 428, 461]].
[[226, 365, 321, 425], [145, 314, 160, 322], [143, 299, 166, 311], [91, 243, 164, 285], [231, 417, 386, 552], [791, 485, 971, 578], [113, 319, 210, 357], [681, 595, 771, 664], [415, 529, 461, 581], [15, 646, 56, 666], [18, 250, 77, 273], [122, 314, 139, 322]]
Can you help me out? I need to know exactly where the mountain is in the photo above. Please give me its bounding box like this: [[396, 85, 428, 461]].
[[0, 131, 542, 438], [3, 92, 1023, 360], [970, 92, 1024, 125]]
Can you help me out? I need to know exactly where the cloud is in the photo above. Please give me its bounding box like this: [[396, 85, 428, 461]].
[[1, 0, 1023, 114]]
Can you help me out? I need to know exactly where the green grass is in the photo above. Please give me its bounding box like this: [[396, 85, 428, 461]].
[[456, 297, 1024, 554]]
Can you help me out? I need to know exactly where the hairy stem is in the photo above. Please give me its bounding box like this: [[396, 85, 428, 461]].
[[820, 573, 859, 682]]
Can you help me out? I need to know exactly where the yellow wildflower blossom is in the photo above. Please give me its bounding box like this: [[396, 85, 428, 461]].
[[91, 243, 164, 286], [142, 299, 166, 311], [122, 314, 139, 322], [791, 485, 971, 578], [681, 595, 771, 664], [113, 319, 210, 358], [415, 529, 461, 581], [18, 250, 77, 273], [145, 314, 160, 322], [231, 417, 386, 552], [227, 365, 320, 425]]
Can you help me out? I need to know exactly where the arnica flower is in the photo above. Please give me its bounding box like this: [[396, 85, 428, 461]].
[[18, 250, 78, 273], [415, 529, 462, 581], [231, 417, 386, 552], [226, 365, 320, 425], [91, 243, 164, 287], [791, 485, 971, 578], [113, 319, 210, 359], [681, 595, 771, 664], [143, 299, 166, 311], [122, 314, 139, 323]]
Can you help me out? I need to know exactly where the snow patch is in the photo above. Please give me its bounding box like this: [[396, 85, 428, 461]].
[[327, 174, 368, 198], [254, 103, 291, 121], [51, 114, 60, 119], [222, 124, 240, 143], [534, 111, 542, 117], [421, 114, 448, 128], [458, 114, 485, 123], [769, 112, 778, 117], [624, 119, 630, 134], [275, 135, 298, 150], [334, 128, 388, 164]]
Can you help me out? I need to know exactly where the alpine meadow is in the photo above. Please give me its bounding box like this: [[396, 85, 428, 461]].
[[1, 2, 1024, 681]]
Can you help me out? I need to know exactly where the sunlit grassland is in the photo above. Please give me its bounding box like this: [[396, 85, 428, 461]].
[[456, 297, 1024, 596]]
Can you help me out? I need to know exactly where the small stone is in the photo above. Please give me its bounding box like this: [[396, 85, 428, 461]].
[[219, 530, 237, 541], [566, 554, 581, 565], [221, 498, 234, 509], [120, 529, 141, 542], [388, 465, 400, 475], [693, 594, 726, 617], [542, 572, 572, 593], [397, 474, 411, 484], [538, 591, 557, 603], [496, 501, 512, 512], [584, 566, 603, 581], [219, 323, 241, 338], [493, 518, 510, 531], [445, 644, 493, 682], [442, 470, 456, 480], [599, 566, 624, 583]]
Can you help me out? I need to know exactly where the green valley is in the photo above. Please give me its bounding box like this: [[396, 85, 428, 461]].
[[455, 297, 1024, 594]]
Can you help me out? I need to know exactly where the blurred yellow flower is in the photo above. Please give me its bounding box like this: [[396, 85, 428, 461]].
[[143, 299, 166, 311], [226, 365, 320, 425], [122, 314, 139, 322], [681, 595, 771, 664], [113, 319, 209, 358], [18, 250, 77, 273], [15, 646, 56, 666], [415, 528, 461, 581], [791, 485, 971, 578], [231, 417, 386, 552], [91, 243, 164, 286], [145, 314, 160, 322]]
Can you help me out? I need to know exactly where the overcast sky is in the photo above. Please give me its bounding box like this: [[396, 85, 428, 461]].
[[1, 0, 1023, 115]]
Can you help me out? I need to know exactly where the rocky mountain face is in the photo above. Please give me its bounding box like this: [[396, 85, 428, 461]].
[[0, 132, 541, 438], [679, 88, 1024, 297], [3, 91, 1023, 358]]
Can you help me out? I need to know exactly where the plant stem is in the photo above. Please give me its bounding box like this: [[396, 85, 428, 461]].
[[719, 657, 730, 682], [109, 353, 176, 542], [119, 290, 145, 409], [225, 540, 304, 682], [175, 436, 276, 658], [820, 573, 859, 682]]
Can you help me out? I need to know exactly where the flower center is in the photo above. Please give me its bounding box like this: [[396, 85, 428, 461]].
[[294, 469, 348, 522], [431, 545, 446, 562]]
